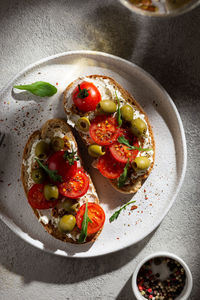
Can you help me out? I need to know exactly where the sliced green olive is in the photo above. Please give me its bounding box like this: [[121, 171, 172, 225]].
[[120, 105, 134, 122], [44, 184, 59, 201], [62, 199, 80, 213], [77, 117, 90, 132], [88, 144, 105, 158], [131, 118, 147, 137], [51, 137, 64, 152], [99, 100, 117, 114], [133, 156, 151, 170], [35, 141, 50, 160], [31, 168, 46, 183], [59, 215, 76, 232]]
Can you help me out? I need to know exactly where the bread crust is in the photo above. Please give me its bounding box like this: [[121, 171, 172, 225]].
[[63, 75, 155, 194], [21, 119, 102, 244]]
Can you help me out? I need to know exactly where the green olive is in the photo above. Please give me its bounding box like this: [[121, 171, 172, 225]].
[[133, 156, 151, 170], [35, 141, 50, 160], [31, 168, 46, 183], [99, 100, 117, 114], [44, 184, 59, 201], [62, 199, 80, 213], [131, 118, 147, 137], [120, 105, 134, 122], [59, 215, 76, 232], [51, 137, 64, 152], [88, 144, 105, 158], [77, 117, 90, 132]]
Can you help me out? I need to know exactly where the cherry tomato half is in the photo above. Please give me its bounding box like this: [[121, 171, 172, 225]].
[[59, 168, 89, 199], [97, 151, 125, 179], [76, 203, 105, 235], [109, 138, 139, 163], [89, 116, 120, 146], [28, 184, 58, 209], [47, 151, 77, 181], [72, 81, 101, 112]]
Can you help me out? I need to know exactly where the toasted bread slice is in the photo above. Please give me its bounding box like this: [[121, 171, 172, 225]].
[[63, 75, 155, 194], [21, 119, 102, 243]]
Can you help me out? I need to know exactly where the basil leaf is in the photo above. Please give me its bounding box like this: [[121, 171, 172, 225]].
[[13, 81, 57, 97], [109, 200, 136, 223], [115, 91, 122, 127], [117, 159, 129, 188], [78, 202, 92, 243], [35, 158, 62, 182]]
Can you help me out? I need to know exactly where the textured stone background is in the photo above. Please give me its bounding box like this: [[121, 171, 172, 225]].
[[0, 0, 200, 299]]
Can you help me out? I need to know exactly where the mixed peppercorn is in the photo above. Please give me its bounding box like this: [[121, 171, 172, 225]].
[[137, 257, 186, 300]]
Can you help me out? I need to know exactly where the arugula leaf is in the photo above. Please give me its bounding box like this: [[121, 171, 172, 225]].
[[78, 202, 92, 243], [109, 200, 136, 223], [118, 136, 152, 152], [13, 81, 57, 97], [35, 158, 62, 182], [63, 148, 79, 166], [118, 159, 129, 188], [115, 91, 122, 127]]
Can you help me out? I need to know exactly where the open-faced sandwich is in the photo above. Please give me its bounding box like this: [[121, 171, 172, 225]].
[[63, 75, 155, 194], [21, 119, 105, 243]]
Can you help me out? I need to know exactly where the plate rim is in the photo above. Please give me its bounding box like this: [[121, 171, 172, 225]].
[[0, 50, 187, 258]]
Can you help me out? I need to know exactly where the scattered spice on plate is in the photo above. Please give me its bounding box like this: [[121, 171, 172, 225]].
[[137, 257, 186, 299], [131, 205, 138, 211]]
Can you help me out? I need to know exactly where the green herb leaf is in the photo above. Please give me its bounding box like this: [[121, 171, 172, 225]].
[[118, 136, 152, 152], [35, 158, 62, 182], [115, 91, 122, 127], [63, 148, 79, 166], [77, 84, 89, 99], [109, 200, 136, 223], [13, 81, 57, 97], [78, 202, 92, 243], [118, 159, 129, 188]]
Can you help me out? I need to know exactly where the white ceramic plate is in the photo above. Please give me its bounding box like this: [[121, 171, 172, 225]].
[[0, 51, 187, 258]]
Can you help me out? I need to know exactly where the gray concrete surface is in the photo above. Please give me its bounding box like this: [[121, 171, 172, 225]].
[[0, 0, 200, 299]]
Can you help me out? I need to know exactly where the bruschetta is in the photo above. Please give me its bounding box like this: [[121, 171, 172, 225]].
[[63, 75, 155, 194], [21, 119, 105, 244]]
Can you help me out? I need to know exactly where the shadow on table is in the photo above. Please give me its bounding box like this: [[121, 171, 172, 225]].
[[137, 5, 200, 108], [0, 220, 156, 285]]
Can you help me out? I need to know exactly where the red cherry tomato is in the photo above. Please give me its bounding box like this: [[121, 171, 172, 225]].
[[89, 116, 120, 146], [47, 151, 77, 181], [97, 151, 125, 179], [109, 138, 139, 163], [76, 203, 105, 235], [28, 184, 58, 209], [59, 168, 89, 199], [72, 81, 101, 112]]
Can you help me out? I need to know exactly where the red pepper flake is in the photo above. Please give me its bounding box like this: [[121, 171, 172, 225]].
[[131, 205, 138, 210], [4, 102, 6, 104], [8, 183, 11, 186], [56, 82, 58, 86], [149, 203, 152, 206], [141, 211, 143, 213], [144, 189, 146, 192], [116, 237, 119, 240], [145, 196, 148, 200]]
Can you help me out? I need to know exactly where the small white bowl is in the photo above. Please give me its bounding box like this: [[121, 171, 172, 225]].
[[132, 252, 193, 300]]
